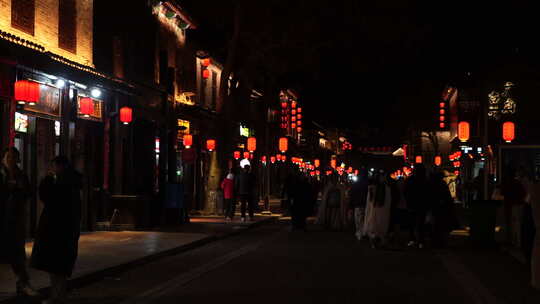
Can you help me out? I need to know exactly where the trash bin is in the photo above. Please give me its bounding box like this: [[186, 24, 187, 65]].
[[469, 199, 500, 247]]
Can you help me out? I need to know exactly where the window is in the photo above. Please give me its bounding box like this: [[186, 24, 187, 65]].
[[11, 0, 35, 35], [58, 0, 77, 53]]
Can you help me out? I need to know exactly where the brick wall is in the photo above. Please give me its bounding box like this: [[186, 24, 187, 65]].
[[0, 0, 93, 67]]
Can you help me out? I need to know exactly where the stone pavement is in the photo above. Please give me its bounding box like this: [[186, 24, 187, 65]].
[[0, 215, 274, 302]]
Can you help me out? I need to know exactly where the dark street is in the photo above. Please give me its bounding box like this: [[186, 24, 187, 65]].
[[18, 220, 532, 304]]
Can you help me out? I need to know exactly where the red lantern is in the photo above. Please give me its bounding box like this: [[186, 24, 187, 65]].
[[439, 122, 445, 128], [439, 109, 445, 115], [120, 106, 133, 125], [330, 159, 337, 169], [297, 120, 302, 126], [439, 102, 445, 108], [415, 156, 423, 164], [354, 169, 359, 175], [281, 101, 287, 109], [314, 159, 320, 168], [277, 154, 282, 161], [291, 123, 296, 128], [434, 156, 442, 166], [297, 107, 302, 113], [262, 156, 267, 163], [270, 156, 276, 164], [243, 151, 250, 159], [316, 170, 320, 176], [282, 155, 287, 162], [291, 116, 296, 122], [247, 137, 256, 152], [439, 116, 445, 122], [347, 167, 353, 174], [14, 80, 40, 105], [502, 121, 515, 143], [458, 121, 470, 142], [454, 170, 460, 176], [79, 97, 94, 117], [279, 137, 288, 152], [297, 127, 302, 133], [249, 153, 254, 160], [202, 69, 210, 79], [183, 134, 193, 148], [234, 151, 241, 160], [202, 58, 211, 67], [310, 171, 315, 177], [453, 161, 461, 167], [297, 114, 302, 120], [291, 101, 297, 108], [206, 139, 216, 151]]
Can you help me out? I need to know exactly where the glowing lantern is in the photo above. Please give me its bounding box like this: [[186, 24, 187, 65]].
[[457, 121, 470, 142], [291, 123, 296, 128], [279, 137, 288, 152], [183, 134, 193, 148], [291, 110, 296, 115], [297, 114, 302, 120], [354, 169, 359, 175], [454, 170, 460, 176], [314, 159, 320, 168], [297, 120, 302, 126], [202, 58, 211, 67], [316, 170, 321, 176], [14, 80, 40, 105], [439, 116, 445, 122], [291, 116, 296, 122], [453, 161, 461, 167], [297, 107, 302, 113], [262, 156, 267, 163], [120, 107, 133, 125], [282, 155, 287, 162], [439, 109, 445, 115], [434, 156, 442, 166], [247, 137, 256, 152], [79, 97, 94, 117], [281, 101, 287, 109], [202, 69, 210, 79], [502, 121, 515, 143], [249, 153, 254, 160], [347, 167, 353, 174], [439, 102, 445, 108], [206, 139, 216, 151], [277, 154, 282, 161], [234, 151, 241, 160], [415, 156, 423, 164], [326, 170, 332, 176], [270, 156, 276, 164], [330, 159, 337, 169], [291, 101, 297, 108], [310, 171, 315, 177], [243, 151, 250, 159], [297, 127, 302, 132], [440, 122, 445, 128]]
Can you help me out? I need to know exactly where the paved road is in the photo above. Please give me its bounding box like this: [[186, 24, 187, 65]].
[[26, 220, 539, 304]]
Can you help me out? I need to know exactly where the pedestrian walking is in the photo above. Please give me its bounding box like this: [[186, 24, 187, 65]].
[[404, 164, 431, 249], [349, 170, 368, 240], [286, 172, 312, 231], [31, 156, 82, 303], [430, 171, 456, 248], [234, 165, 256, 222], [387, 174, 406, 246], [221, 172, 236, 221], [0, 147, 40, 298], [363, 172, 392, 248]]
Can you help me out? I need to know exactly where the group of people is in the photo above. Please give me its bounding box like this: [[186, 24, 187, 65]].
[[0, 147, 82, 303], [220, 165, 257, 222], [319, 164, 457, 249]]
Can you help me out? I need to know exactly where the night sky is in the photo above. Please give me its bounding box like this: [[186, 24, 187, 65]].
[[183, 1, 540, 139]]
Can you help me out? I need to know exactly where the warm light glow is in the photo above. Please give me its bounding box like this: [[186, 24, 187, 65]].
[[297, 107, 302, 113], [277, 154, 282, 161], [440, 122, 445, 128], [234, 151, 241, 160], [243, 151, 250, 159], [202, 69, 210, 79], [439, 109, 445, 115], [434, 156, 442, 166], [458, 121, 470, 142], [206, 139, 216, 151], [202, 58, 211, 67], [439, 102, 445, 108], [80, 97, 94, 117], [439, 116, 445, 122], [183, 134, 193, 148], [247, 137, 257, 152], [14, 80, 40, 105], [415, 156, 423, 164], [120, 107, 133, 125], [279, 137, 288, 152], [330, 159, 337, 169], [270, 156, 276, 164], [502, 121, 515, 143], [314, 159, 320, 168]]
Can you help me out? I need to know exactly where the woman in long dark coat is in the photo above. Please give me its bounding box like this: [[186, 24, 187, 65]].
[[0, 147, 39, 297], [31, 156, 82, 303]]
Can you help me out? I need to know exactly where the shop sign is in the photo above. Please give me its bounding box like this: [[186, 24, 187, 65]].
[[14, 112, 28, 133], [77, 96, 103, 121], [240, 125, 250, 137], [177, 119, 190, 142], [24, 84, 60, 117]]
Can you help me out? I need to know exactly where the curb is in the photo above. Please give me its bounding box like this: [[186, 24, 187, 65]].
[[0, 217, 277, 303]]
